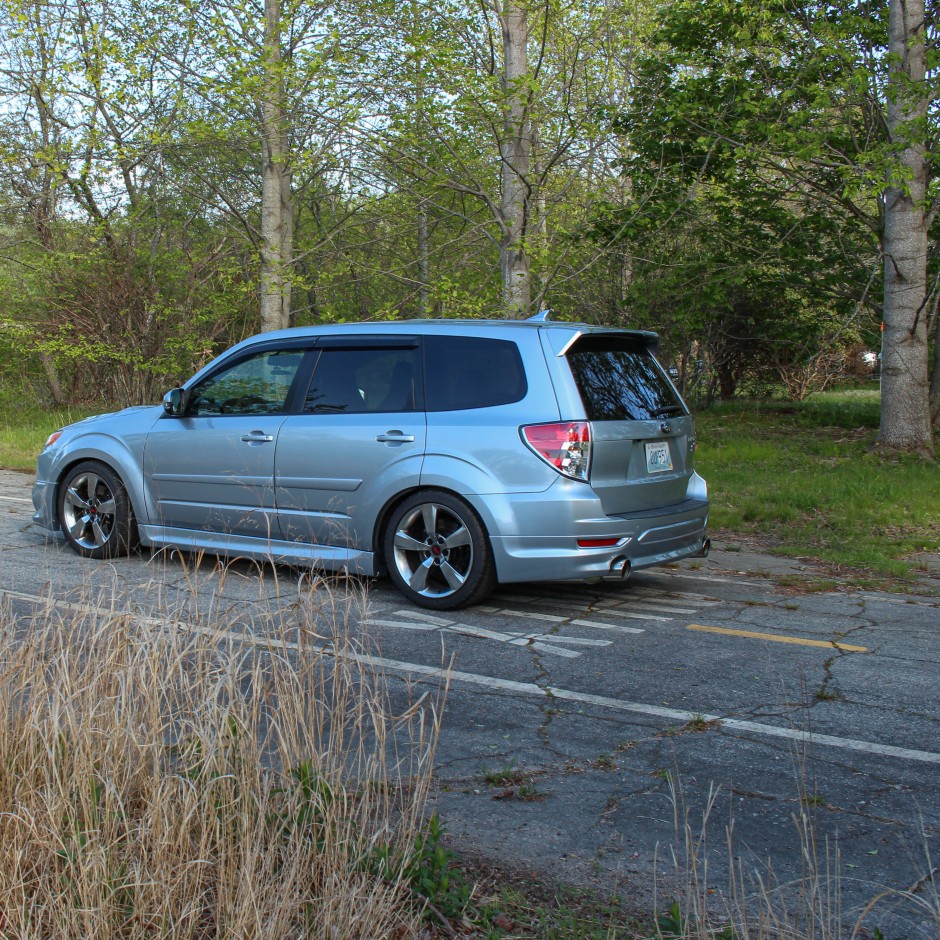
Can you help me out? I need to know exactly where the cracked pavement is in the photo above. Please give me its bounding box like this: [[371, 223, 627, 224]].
[[1, 469, 938, 937]]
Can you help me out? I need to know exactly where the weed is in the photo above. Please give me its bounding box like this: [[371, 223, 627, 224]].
[[801, 794, 828, 807], [483, 763, 525, 787]]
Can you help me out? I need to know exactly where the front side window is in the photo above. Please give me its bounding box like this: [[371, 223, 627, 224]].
[[304, 348, 419, 414], [566, 337, 684, 421], [188, 348, 306, 416]]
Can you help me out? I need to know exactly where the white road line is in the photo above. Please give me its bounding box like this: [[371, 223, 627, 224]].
[[607, 609, 671, 622], [659, 572, 761, 586], [596, 593, 717, 609], [536, 635, 611, 647], [389, 610, 454, 626], [8, 588, 939, 766], [619, 601, 700, 615], [0, 496, 31, 504], [366, 619, 441, 631], [570, 619, 645, 635]]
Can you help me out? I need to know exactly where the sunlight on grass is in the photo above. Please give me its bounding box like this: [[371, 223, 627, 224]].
[[695, 389, 939, 579]]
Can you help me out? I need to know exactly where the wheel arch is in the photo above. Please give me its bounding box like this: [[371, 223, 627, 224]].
[[53, 451, 142, 530], [371, 485, 493, 577]]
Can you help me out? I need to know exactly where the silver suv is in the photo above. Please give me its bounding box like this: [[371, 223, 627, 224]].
[[33, 317, 709, 609]]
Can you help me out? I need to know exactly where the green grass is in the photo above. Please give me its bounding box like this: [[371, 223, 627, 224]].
[[0, 404, 100, 472], [694, 388, 939, 579]]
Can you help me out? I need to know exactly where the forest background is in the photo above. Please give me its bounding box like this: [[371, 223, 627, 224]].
[[0, 0, 937, 452]]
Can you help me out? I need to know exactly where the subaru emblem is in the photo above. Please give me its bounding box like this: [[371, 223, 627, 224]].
[[660, 422, 672, 434]]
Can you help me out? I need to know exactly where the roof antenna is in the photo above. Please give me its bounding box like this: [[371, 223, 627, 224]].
[[527, 309, 552, 321]]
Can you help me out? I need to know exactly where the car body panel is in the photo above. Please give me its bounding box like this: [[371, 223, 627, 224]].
[[143, 414, 286, 539], [275, 411, 426, 548]]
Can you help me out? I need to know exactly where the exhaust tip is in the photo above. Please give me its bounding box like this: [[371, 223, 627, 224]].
[[694, 538, 711, 558], [609, 556, 632, 580]]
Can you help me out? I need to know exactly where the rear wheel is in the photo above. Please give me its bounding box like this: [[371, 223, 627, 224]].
[[58, 461, 138, 559], [383, 491, 496, 610]]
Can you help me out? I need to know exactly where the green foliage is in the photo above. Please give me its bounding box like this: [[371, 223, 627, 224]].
[[370, 812, 472, 923], [599, 0, 937, 402], [695, 389, 940, 577]]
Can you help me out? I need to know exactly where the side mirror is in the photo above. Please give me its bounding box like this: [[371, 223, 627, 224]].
[[163, 387, 187, 416]]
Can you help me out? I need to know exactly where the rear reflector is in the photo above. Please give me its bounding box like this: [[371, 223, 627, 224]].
[[521, 421, 591, 481], [577, 538, 620, 548]]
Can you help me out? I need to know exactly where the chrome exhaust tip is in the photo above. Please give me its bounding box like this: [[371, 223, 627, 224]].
[[609, 556, 632, 580], [692, 538, 711, 558]]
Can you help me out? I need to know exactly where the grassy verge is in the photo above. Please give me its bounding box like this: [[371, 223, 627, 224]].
[[0, 403, 101, 472], [693, 388, 939, 580]]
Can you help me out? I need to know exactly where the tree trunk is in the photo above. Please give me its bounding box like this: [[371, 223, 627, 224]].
[[259, 0, 293, 333], [878, 0, 932, 450], [417, 202, 430, 317], [930, 305, 940, 428], [498, 0, 531, 318]]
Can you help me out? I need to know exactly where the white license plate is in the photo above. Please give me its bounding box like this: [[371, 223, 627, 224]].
[[645, 441, 673, 473]]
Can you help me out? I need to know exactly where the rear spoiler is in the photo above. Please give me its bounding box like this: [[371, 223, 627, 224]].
[[551, 328, 660, 358]]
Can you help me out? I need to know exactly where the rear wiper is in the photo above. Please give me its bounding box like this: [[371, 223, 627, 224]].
[[652, 405, 685, 418]]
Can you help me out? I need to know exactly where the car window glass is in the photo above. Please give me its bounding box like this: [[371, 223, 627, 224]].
[[189, 348, 306, 416], [424, 336, 527, 412], [566, 337, 684, 421], [303, 348, 419, 414]]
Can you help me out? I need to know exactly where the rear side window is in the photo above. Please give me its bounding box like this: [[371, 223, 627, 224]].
[[424, 336, 527, 412], [566, 336, 684, 421], [304, 348, 419, 413]]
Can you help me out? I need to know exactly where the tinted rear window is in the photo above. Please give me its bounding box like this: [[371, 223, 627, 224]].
[[424, 336, 527, 411], [566, 336, 684, 421]]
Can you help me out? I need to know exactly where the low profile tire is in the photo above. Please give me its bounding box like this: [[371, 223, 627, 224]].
[[58, 460, 139, 559], [383, 490, 496, 610]]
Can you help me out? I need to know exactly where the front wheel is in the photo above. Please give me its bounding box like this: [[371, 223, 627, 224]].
[[58, 461, 139, 559], [383, 491, 496, 610]]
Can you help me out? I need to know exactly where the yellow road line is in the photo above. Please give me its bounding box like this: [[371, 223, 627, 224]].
[[687, 624, 867, 653]]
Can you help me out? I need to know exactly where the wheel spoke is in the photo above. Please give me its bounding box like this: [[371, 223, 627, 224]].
[[394, 530, 428, 554], [442, 525, 471, 550], [85, 473, 101, 498], [67, 514, 89, 539], [408, 557, 434, 593], [420, 503, 438, 538], [97, 497, 116, 515], [65, 487, 90, 511], [439, 560, 467, 591], [91, 518, 108, 547]]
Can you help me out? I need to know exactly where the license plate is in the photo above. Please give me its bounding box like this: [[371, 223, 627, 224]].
[[645, 441, 673, 473]]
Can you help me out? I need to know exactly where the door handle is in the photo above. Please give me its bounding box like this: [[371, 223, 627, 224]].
[[376, 432, 415, 443], [241, 432, 274, 443]]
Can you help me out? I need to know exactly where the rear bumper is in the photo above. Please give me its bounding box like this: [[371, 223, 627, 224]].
[[483, 475, 709, 584]]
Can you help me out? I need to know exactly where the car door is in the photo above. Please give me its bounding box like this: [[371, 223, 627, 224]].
[[275, 337, 426, 549], [144, 345, 309, 540]]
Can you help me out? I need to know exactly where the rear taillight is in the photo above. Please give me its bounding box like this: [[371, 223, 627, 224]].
[[521, 421, 591, 481]]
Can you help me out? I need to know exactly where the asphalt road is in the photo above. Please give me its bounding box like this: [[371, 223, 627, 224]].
[[1, 468, 938, 936]]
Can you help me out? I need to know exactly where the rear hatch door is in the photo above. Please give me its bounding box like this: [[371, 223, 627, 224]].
[[561, 333, 694, 515]]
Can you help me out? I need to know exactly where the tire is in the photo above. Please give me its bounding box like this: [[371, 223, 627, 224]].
[[383, 490, 496, 610], [58, 460, 139, 559]]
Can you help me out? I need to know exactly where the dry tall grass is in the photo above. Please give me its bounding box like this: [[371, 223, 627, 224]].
[[0, 571, 439, 938], [659, 768, 940, 940]]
